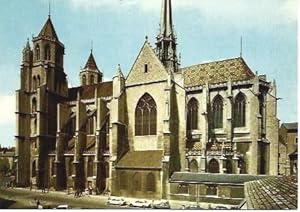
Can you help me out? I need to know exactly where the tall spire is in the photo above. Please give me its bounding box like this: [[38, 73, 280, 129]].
[[156, 0, 179, 72], [160, 0, 173, 38]]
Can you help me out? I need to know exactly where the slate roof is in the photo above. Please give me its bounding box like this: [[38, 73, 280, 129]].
[[282, 122, 298, 131], [38, 17, 59, 41], [170, 172, 268, 184], [68, 81, 112, 101], [245, 175, 297, 210], [84, 52, 100, 71], [115, 150, 163, 169], [181, 57, 255, 88]]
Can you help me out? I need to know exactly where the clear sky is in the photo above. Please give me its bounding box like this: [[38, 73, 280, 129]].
[[0, 0, 297, 147]]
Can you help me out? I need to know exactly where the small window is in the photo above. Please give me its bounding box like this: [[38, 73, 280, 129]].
[[206, 185, 217, 196], [144, 64, 148, 73], [296, 137, 298, 145], [178, 184, 189, 194]]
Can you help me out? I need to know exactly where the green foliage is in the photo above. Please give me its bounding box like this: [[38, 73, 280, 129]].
[[0, 158, 10, 174]]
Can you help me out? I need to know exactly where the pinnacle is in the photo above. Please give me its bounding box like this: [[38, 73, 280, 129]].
[[84, 51, 99, 71], [38, 16, 59, 41]]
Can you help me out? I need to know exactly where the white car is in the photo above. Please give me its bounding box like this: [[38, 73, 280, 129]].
[[107, 196, 127, 206], [129, 200, 151, 208], [55, 205, 71, 209], [152, 200, 170, 209]]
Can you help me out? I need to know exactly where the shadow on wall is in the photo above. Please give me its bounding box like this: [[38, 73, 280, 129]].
[[169, 86, 181, 175]]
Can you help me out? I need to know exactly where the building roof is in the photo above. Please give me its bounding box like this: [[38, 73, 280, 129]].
[[38, 17, 59, 41], [84, 51, 100, 71], [170, 172, 268, 184], [68, 81, 112, 101], [115, 150, 163, 169], [181, 57, 255, 88], [244, 175, 297, 210], [282, 122, 298, 131]]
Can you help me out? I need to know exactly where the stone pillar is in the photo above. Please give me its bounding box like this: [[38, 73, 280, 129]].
[[200, 154, 206, 173], [266, 80, 279, 176]]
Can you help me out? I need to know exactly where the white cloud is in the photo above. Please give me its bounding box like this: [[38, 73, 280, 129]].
[[66, 0, 297, 28], [0, 95, 15, 125]]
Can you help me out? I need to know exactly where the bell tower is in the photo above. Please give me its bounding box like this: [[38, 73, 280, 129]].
[[80, 50, 103, 86], [155, 0, 179, 72], [16, 15, 68, 188]]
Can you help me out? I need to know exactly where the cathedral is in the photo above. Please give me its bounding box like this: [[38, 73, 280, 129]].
[[15, 0, 279, 200]]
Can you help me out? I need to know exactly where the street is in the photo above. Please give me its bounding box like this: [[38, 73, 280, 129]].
[[0, 187, 236, 209], [0, 187, 114, 209]]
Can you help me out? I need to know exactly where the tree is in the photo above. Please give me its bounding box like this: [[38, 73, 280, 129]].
[[0, 158, 10, 175]]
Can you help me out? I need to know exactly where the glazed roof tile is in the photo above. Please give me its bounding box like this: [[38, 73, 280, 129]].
[[181, 57, 255, 88], [245, 175, 297, 209]]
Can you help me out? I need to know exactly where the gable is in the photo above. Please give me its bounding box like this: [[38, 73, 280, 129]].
[[126, 41, 168, 86]]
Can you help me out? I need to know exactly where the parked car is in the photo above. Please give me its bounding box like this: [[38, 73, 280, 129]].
[[152, 200, 170, 209], [129, 200, 151, 208], [55, 205, 72, 209], [213, 206, 229, 210], [107, 196, 127, 206], [181, 204, 205, 210]]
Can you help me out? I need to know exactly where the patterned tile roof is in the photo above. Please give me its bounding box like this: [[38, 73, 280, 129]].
[[181, 57, 255, 88], [115, 150, 163, 169], [245, 175, 297, 210]]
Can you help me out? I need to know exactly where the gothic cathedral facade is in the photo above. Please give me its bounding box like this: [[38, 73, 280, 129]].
[[16, 0, 279, 199]]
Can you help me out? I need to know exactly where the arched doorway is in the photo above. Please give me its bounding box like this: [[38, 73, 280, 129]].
[[226, 160, 232, 173], [239, 159, 247, 174], [189, 160, 198, 172], [208, 159, 219, 173]]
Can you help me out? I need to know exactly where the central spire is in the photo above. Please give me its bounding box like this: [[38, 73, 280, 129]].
[[156, 0, 179, 72], [160, 0, 173, 38]]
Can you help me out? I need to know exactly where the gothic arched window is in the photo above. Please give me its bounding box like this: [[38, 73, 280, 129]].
[[146, 173, 155, 192], [259, 94, 265, 130], [208, 159, 219, 173], [33, 76, 37, 91], [44, 44, 51, 60], [212, 95, 223, 129], [87, 116, 94, 135], [87, 157, 93, 177], [51, 159, 55, 176], [35, 44, 40, 61], [135, 93, 157, 136], [234, 93, 246, 127], [187, 98, 198, 130], [120, 172, 127, 190], [238, 159, 247, 174], [32, 161, 36, 177], [90, 75, 95, 85], [68, 158, 73, 176], [32, 98, 37, 113], [190, 160, 198, 173], [82, 75, 87, 86], [37, 75, 41, 87], [133, 172, 142, 191]]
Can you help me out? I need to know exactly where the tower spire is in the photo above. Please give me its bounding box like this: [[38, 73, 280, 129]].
[[156, 0, 179, 72], [240, 36, 243, 57], [48, 0, 51, 17], [160, 0, 173, 38]]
